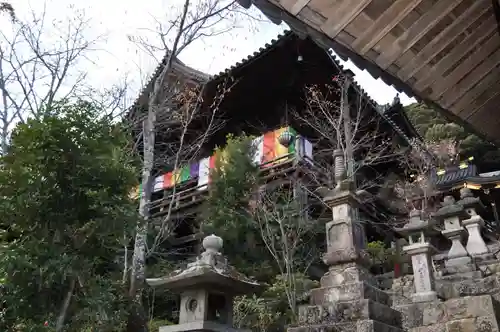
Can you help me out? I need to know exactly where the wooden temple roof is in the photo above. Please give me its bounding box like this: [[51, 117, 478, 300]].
[[236, 0, 500, 145], [432, 163, 500, 191], [131, 31, 425, 150]]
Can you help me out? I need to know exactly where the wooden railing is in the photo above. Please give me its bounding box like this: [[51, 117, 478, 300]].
[[149, 155, 329, 218]]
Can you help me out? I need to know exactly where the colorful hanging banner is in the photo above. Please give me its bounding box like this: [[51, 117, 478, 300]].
[[261, 126, 297, 167], [252, 136, 264, 165], [132, 126, 312, 194], [296, 136, 313, 164], [197, 154, 217, 189], [160, 162, 200, 190]]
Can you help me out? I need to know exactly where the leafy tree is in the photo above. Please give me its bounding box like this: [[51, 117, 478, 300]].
[[234, 273, 317, 332], [202, 134, 318, 331], [405, 103, 500, 171], [0, 100, 138, 331], [201, 134, 269, 275]]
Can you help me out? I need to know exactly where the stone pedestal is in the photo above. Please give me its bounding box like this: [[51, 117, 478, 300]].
[[290, 150, 402, 332], [457, 187, 493, 260], [442, 228, 472, 269], [433, 196, 472, 272], [404, 243, 437, 303], [463, 216, 490, 256]]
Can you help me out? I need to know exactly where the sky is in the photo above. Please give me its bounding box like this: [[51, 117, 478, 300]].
[[7, 0, 416, 107]]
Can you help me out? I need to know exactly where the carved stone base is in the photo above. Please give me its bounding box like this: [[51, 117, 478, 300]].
[[288, 299, 402, 332], [311, 281, 390, 306], [411, 291, 437, 303], [320, 262, 372, 287], [288, 320, 402, 332]]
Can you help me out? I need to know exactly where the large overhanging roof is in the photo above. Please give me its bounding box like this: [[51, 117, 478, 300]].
[[238, 0, 500, 145]]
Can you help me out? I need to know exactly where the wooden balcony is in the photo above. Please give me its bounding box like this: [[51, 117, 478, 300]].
[[149, 155, 329, 219]]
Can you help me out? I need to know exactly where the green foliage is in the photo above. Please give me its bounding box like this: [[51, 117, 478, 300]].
[[405, 103, 500, 170], [202, 134, 319, 330], [148, 319, 174, 331], [366, 241, 395, 266], [203, 133, 259, 234], [234, 273, 318, 332], [201, 134, 273, 278], [253, 185, 322, 275], [0, 100, 138, 331], [234, 294, 282, 332]]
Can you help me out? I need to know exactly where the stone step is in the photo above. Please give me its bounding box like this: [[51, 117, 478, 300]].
[[288, 319, 403, 332], [436, 270, 484, 282], [297, 300, 401, 328]]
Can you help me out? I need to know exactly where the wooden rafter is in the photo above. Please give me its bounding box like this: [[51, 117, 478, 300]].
[[429, 33, 500, 100], [469, 95, 500, 132], [352, 0, 424, 56], [376, 0, 464, 70], [238, 0, 500, 143], [456, 66, 500, 116], [279, 0, 310, 15], [468, 91, 500, 127], [494, 0, 500, 35], [398, 0, 491, 83], [320, 0, 372, 38], [414, 18, 497, 92], [440, 46, 500, 109], [463, 78, 500, 120]]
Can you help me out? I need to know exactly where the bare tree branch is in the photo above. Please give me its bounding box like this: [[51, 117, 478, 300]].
[[0, 3, 103, 152]]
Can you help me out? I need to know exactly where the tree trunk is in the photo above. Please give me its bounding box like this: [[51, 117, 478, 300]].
[[55, 277, 76, 332], [127, 100, 156, 332], [341, 77, 354, 181]]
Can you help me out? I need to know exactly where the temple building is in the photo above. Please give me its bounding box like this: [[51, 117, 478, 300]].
[[128, 31, 425, 262], [431, 162, 500, 234]]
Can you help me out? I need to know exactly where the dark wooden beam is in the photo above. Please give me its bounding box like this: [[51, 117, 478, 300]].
[[414, 18, 497, 92], [320, 0, 373, 38], [352, 0, 424, 56], [397, 0, 490, 82], [464, 81, 500, 121], [469, 94, 500, 136], [456, 68, 500, 117], [430, 33, 500, 99], [493, 0, 500, 35], [440, 46, 500, 109], [376, 0, 464, 69]]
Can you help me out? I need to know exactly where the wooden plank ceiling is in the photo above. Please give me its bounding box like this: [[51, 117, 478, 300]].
[[239, 0, 500, 144]]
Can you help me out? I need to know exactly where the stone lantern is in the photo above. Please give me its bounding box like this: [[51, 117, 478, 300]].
[[146, 234, 262, 332], [457, 187, 492, 259], [395, 209, 439, 303], [433, 196, 471, 272]]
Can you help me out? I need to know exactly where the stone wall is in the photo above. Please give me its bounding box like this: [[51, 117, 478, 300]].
[[391, 275, 415, 306], [389, 263, 500, 304], [397, 295, 500, 332]]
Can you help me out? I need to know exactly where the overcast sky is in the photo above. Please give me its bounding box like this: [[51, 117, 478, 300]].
[[8, 0, 415, 106]]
